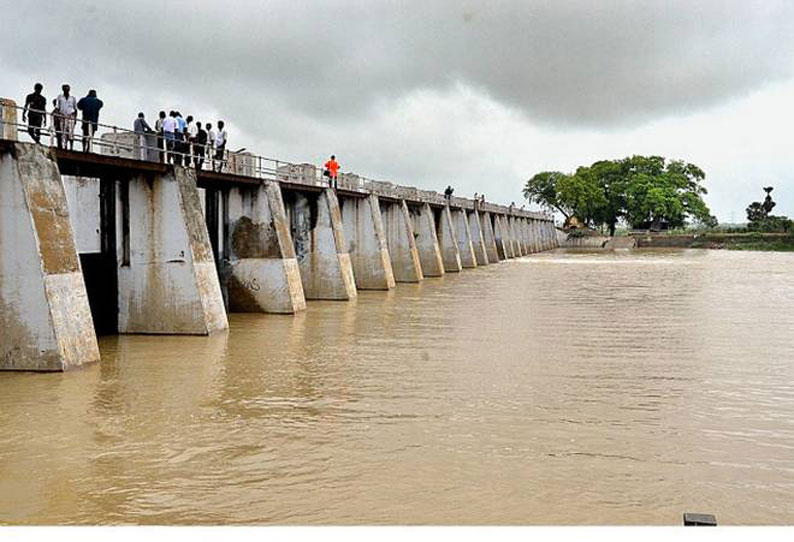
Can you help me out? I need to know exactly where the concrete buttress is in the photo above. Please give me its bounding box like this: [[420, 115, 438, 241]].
[[413, 203, 444, 277], [480, 211, 500, 262], [340, 194, 396, 290], [118, 167, 228, 334], [438, 205, 462, 272], [381, 200, 423, 282], [0, 142, 99, 370], [292, 188, 357, 300], [453, 208, 477, 268], [225, 181, 306, 313], [493, 215, 511, 259], [468, 209, 489, 265]]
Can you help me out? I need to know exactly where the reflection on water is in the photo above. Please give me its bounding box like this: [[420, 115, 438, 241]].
[[2, 249, 794, 525]]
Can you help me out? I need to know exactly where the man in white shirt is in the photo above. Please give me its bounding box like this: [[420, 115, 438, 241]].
[[54, 84, 77, 150], [214, 120, 227, 172], [161, 111, 179, 164]]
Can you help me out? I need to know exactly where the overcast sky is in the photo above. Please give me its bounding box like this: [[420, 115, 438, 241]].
[[2, 0, 794, 221]]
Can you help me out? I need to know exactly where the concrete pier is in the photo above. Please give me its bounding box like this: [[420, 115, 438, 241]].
[[438, 205, 462, 272], [341, 194, 395, 290], [468, 209, 489, 265], [494, 215, 511, 259], [454, 208, 478, 268], [119, 168, 229, 334], [291, 189, 357, 300], [0, 143, 99, 370], [480, 211, 500, 263], [381, 199, 423, 283], [224, 182, 307, 313], [413, 203, 444, 277]]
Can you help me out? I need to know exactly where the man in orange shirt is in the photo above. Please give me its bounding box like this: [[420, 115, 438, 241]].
[[324, 154, 339, 189]]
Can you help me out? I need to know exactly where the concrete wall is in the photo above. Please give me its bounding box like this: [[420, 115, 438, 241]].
[[437, 205, 462, 272], [453, 208, 477, 268], [1, 98, 18, 141], [62, 176, 101, 254], [413, 203, 444, 277], [340, 194, 395, 290], [117, 167, 228, 334], [381, 200, 423, 282], [291, 189, 357, 300], [224, 182, 307, 313], [0, 143, 99, 370], [468, 209, 489, 265]]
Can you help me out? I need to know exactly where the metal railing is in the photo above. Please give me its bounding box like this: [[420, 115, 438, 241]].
[[0, 98, 552, 220]]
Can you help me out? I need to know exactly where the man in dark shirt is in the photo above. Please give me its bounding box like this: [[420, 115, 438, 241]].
[[194, 122, 208, 170], [22, 83, 47, 144], [77, 89, 104, 152]]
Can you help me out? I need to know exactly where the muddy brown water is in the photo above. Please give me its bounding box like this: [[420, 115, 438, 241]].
[[2, 249, 794, 525]]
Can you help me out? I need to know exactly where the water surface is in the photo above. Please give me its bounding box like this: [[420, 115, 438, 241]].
[[2, 249, 794, 525]]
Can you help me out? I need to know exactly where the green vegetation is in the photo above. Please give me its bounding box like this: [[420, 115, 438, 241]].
[[524, 155, 715, 235], [745, 187, 793, 233]]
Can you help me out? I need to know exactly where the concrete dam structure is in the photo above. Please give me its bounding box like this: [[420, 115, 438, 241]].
[[0, 105, 558, 371]]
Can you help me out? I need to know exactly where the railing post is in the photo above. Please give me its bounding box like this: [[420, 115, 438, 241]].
[[111, 126, 118, 155]]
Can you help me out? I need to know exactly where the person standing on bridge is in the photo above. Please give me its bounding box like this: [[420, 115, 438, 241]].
[[155, 111, 166, 162], [22, 83, 47, 144], [194, 122, 208, 170], [444, 185, 454, 201], [77, 89, 103, 152], [134, 112, 154, 161], [53, 84, 77, 150], [214, 120, 227, 172], [162, 111, 178, 164], [324, 155, 339, 189]]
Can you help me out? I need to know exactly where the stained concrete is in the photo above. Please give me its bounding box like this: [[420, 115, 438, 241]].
[[381, 200, 423, 283], [493, 215, 510, 260], [292, 189, 358, 300], [413, 203, 444, 277], [467, 209, 489, 265], [225, 181, 307, 313], [1, 98, 17, 141], [117, 167, 229, 334], [437, 205, 462, 272], [480, 211, 500, 263], [0, 142, 99, 370], [340, 194, 395, 290], [453, 208, 477, 268]]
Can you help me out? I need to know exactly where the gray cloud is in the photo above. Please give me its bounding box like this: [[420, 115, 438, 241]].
[[4, 0, 794, 127], [2, 0, 794, 217]]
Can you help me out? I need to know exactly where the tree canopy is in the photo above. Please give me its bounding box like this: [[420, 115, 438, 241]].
[[523, 155, 715, 234]]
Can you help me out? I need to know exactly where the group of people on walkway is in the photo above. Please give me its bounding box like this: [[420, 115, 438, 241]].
[[133, 110, 228, 171], [21, 83, 229, 172], [21, 83, 349, 189], [23, 83, 103, 152]]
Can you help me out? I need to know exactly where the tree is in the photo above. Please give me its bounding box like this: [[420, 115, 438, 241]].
[[522, 171, 573, 218], [622, 157, 711, 230], [746, 187, 792, 232], [523, 155, 713, 235]]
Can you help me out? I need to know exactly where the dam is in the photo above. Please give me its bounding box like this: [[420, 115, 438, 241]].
[[0, 99, 560, 371]]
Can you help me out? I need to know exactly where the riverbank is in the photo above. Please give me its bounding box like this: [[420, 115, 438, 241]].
[[631, 232, 794, 251]]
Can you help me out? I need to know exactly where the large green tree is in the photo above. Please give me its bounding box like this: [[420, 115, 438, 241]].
[[523, 155, 714, 234]]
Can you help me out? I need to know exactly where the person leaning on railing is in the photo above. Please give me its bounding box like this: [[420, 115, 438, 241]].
[[134, 112, 154, 161]]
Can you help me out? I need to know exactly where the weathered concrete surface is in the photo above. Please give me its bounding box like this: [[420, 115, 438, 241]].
[[340, 194, 395, 290], [413, 203, 444, 277], [453, 208, 477, 268], [480, 211, 500, 262], [531, 220, 543, 253], [467, 209, 489, 265], [381, 200, 423, 282], [1, 98, 17, 141], [509, 217, 524, 257], [118, 167, 229, 334], [0, 142, 99, 370], [493, 215, 511, 259], [62, 176, 101, 254], [225, 181, 307, 313], [292, 189, 357, 300], [519, 218, 530, 255], [437, 205, 462, 272]]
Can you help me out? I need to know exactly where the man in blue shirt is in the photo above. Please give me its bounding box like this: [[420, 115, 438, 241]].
[[77, 89, 103, 152]]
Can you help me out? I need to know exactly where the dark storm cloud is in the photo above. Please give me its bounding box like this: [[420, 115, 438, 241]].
[[3, 0, 794, 128]]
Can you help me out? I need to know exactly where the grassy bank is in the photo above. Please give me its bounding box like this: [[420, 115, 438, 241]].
[[633, 232, 794, 251]]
